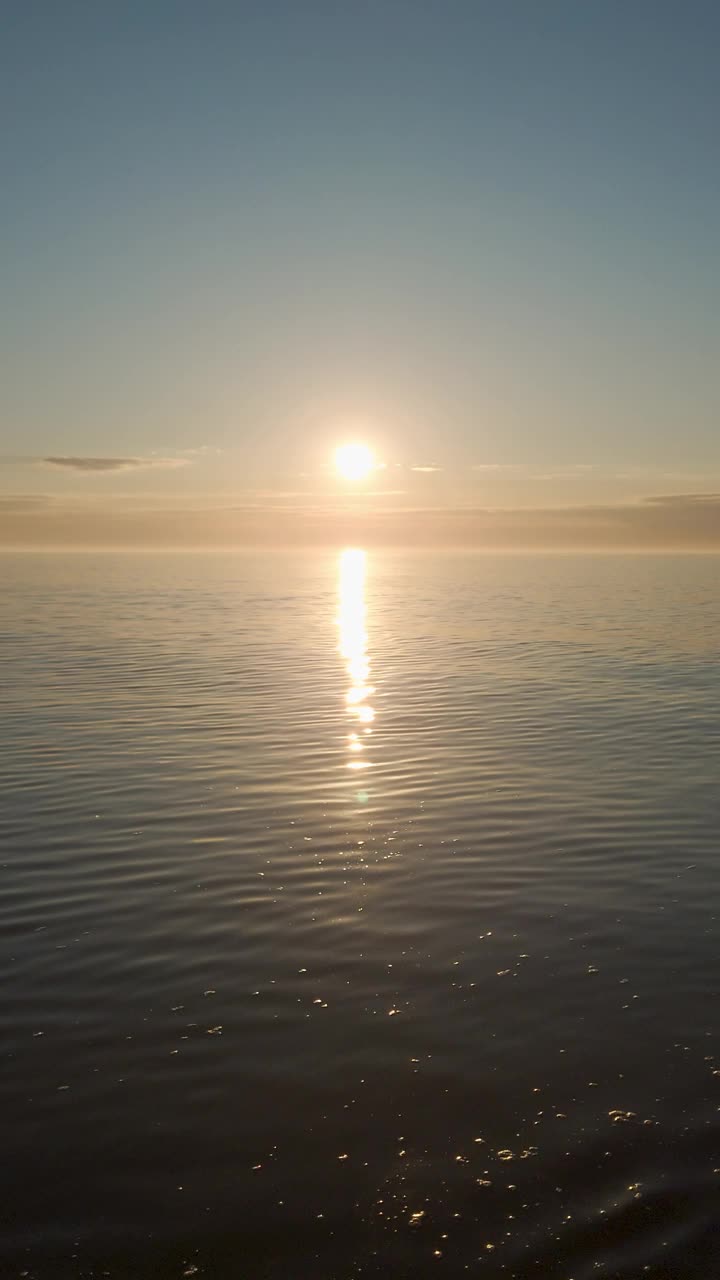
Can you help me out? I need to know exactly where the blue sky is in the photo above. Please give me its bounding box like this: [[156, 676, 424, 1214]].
[[2, 1, 720, 542]]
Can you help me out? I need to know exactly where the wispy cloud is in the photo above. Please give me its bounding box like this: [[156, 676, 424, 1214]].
[[646, 492, 720, 506], [40, 456, 190, 473], [471, 463, 523, 472], [471, 463, 595, 475], [532, 464, 596, 480], [0, 494, 54, 512], [410, 465, 443, 473], [4, 490, 720, 549]]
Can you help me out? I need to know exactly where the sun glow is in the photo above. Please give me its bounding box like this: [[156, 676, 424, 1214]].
[[334, 442, 375, 482]]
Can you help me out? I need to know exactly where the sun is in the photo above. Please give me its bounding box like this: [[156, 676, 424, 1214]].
[[335, 442, 375, 482]]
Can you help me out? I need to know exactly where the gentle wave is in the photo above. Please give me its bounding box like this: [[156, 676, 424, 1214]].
[[2, 550, 720, 1277]]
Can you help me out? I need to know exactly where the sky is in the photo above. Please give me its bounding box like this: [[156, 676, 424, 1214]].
[[2, 0, 720, 547]]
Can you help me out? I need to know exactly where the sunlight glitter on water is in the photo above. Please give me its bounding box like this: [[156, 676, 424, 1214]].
[[338, 548, 375, 768]]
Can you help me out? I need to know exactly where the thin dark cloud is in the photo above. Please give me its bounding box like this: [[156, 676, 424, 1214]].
[[645, 492, 720, 506], [41, 456, 190, 473], [0, 494, 54, 512]]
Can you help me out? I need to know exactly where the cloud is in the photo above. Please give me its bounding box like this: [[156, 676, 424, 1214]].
[[40, 455, 190, 473], [471, 463, 523, 472], [471, 463, 595, 476], [410, 465, 443, 473], [645, 492, 720, 506], [0, 494, 54, 512], [532, 465, 597, 481], [4, 491, 720, 548]]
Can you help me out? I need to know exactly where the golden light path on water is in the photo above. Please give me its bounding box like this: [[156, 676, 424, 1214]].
[[337, 549, 374, 797]]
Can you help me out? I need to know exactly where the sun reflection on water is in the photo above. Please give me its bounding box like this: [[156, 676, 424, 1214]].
[[338, 549, 374, 778]]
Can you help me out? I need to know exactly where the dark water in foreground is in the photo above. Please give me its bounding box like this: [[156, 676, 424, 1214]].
[[2, 550, 720, 1279]]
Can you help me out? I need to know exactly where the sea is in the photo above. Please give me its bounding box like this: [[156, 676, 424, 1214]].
[[2, 549, 720, 1278]]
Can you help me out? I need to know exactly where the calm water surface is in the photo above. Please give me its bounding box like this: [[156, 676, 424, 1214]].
[[2, 551, 720, 1278]]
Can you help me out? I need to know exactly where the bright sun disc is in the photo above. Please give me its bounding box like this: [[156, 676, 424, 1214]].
[[335, 442, 375, 481]]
